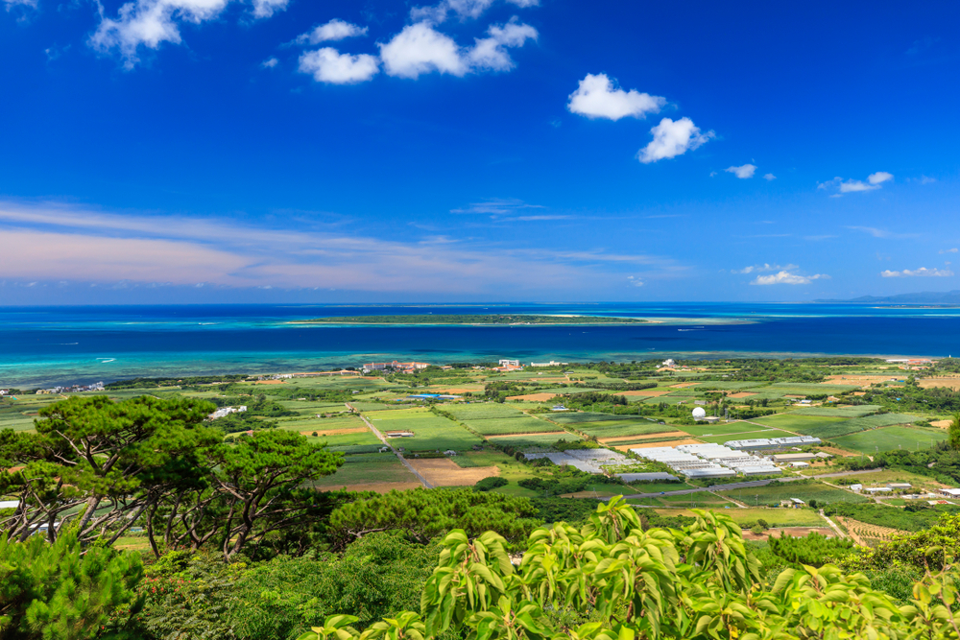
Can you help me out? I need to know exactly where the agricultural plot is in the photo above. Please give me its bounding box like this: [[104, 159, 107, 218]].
[[575, 421, 677, 439], [677, 420, 778, 437], [833, 426, 946, 453], [548, 412, 632, 425], [443, 403, 527, 421], [752, 413, 848, 433], [791, 405, 882, 418], [484, 433, 579, 447], [408, 458, 499, 487], [790, 413, 919, 440], [698, 428, 798, 445], [348, 401, 402, 412], [366, 408, 482, 451], [310, 453, 420, 490], [764, 382, 861, 395], [694, 382, 766, 391], [715, 482, 868, 507], [465, 416, 560, 435]]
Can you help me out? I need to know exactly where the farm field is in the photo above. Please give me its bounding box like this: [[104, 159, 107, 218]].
[[833, 469, 946, 492], [715, 481, 869, 507], [365, 408, 482, 451], [677, 420, 789, 437], [407, 458, 499, 487], [792, 413, 920, 439], [574, 421, 678, 439], [486, 433, 580, 447], [698, 428, 798, 444], [548, 411, 635, 424], [763, 382, 861, 395], [791, 405, 882, 418], [464, 415, 560, 435], [310, 453, 421, 490], [443, 403, 528, 421], [652, 507, 827, 528], [833, 426, 946, 453], [751, 414, 847, 432]]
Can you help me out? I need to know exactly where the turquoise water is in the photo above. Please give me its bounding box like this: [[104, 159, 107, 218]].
[[2, 303, 960, 388]]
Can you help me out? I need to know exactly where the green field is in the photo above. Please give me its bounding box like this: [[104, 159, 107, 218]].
[[832, 426, 947, 453], [487, 433, 583, 447], [752, 414, 847, 433], [443, 403, 528, 420], [367, 408, 482, 451], [791, 405, 882, 418], [465, 416, 560, 435], [788, 413, 919, 439], [310, 453, 419, 488], [715, 481, 869, 507], [576, 421, 677, 438], [677, 420, 785, 437], [548, 411, 632, 424], [698, 428, 798, 444], [762, 382, 861, 395]]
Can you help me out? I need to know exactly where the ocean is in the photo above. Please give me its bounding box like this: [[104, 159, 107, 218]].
[[2, 303, 960, 388]]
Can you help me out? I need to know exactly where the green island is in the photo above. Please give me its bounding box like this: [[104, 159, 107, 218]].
[[6, 355, 960, 639], [294, 313, 648, 325]]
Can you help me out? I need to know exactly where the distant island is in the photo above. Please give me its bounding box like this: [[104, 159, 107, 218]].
[[293, 314, 648, 325], [819, 290, 960, 305]]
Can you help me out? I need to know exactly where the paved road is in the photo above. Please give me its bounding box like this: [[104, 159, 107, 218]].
[[349, 404, 434, 489], [609, 468, 884, 500]]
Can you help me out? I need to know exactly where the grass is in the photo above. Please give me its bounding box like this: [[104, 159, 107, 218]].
[[367, 408, 482, 451], [465, 416, 560, 435], [715, 481, 869, 507], [310, 453, 418, 487], [833, 426, 947, 453], [751, 414, 847, 433]]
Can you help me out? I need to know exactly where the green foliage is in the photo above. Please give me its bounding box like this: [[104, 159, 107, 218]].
[[303, 498, 960, 640], [950, 413, 960, 451], [327, 488, 540, 546], [847, 513, 960, 571], [0, 528, 143, 639], [228, 533, 439, 640], [767, 531, 855, 567], [473, 477, 509, 492]]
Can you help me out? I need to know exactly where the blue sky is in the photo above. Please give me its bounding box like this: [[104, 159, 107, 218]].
[[1, 0, 959, 304]]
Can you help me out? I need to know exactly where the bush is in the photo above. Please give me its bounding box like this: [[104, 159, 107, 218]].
[[473, 476, 509, 492]]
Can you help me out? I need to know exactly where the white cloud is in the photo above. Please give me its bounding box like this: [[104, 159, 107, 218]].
[[763, 173, 776, 181], [725, 164, 756, 179], [920, 175, 937, 184], [261, 56, 278, 68], [735, 263, 798, 274], [90, 0, 285, 68], [881, 267, 954, 278], [378, 19, 536, 79], [638, 117, 714, 164], [411, 0, 537, 24], [819, 171, 893, 195], [298, 47, 379, 84], [751, 271, 829, 285], [295, 19, 368, 45], [566, 73, 666, 121], [940, 248, 958, 254], [4, 0, 37, 8], [627, 275, 644, 287], [379, 22, 468, 78], [467, 19, 537, 71]]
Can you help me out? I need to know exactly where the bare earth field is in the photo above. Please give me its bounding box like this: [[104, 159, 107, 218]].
[[818, 446, 862, 457], [727, 392, 757, 399], [407, 458, 500, 486], [931, 419, 953, 428], [436, 387, 483, 394], [670, 383, 700, 388], [255, 380, 286, 385], [824, 375, 895, 387], [621, 438, 701, 450], [920, 377, 960, 390], [506, 393, 559, 401], [487, 431, 567, 439]]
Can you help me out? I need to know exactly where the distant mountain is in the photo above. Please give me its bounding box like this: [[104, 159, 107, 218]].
[[819, 290, 960, 304]]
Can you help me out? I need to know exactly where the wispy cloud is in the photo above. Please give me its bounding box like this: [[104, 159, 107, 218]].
[[763, 173, 776, 181], [750, 271, 830, 285], [0, 201, 680, 295], [846, 226, 918, 240], [734, 263, 799, 274], [819, 171, 893, 196], [940, 248, 959, 254], [881, 267, 954, 278], [450, 198, 545, 217]]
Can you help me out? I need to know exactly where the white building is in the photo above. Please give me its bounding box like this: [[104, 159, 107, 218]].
[[499, 359, 521, 367], [531, 361, 568, 367], [662, 359, 676, 367]]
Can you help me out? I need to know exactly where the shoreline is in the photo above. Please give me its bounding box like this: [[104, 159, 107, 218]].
[[284, 317, 757, 327]]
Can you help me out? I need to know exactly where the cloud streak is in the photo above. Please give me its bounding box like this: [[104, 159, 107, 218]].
[[881, 267, 954, 278]]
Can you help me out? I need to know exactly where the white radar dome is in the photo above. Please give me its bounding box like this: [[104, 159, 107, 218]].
[[692, 407, 707, 420]]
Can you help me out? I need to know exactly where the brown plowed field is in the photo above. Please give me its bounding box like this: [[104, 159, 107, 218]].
[[931, 419, 953, 429], [727, 392, 757, 399], [300, 427, 368, 437], [506, 393, 559, 401], [920, 377, 960, 390], [818, 446, 861, 457], [487, 431, 567, 439], [436, 387, 483, 393], [599, 431, 687, 443], [670, 383, 700, 388], [824, 375, 895, 387], [621, 389, 671, 397], [407, 458, 500, 486], [255, 379, 286, 384]]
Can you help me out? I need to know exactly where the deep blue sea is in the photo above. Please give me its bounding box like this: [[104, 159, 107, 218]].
[[3, 303, 960, 388]]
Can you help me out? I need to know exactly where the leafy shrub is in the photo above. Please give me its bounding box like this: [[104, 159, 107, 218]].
[[473, 476, 509, 492]]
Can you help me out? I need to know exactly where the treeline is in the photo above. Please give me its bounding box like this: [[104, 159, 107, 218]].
[[105, 374, 249, 389]]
